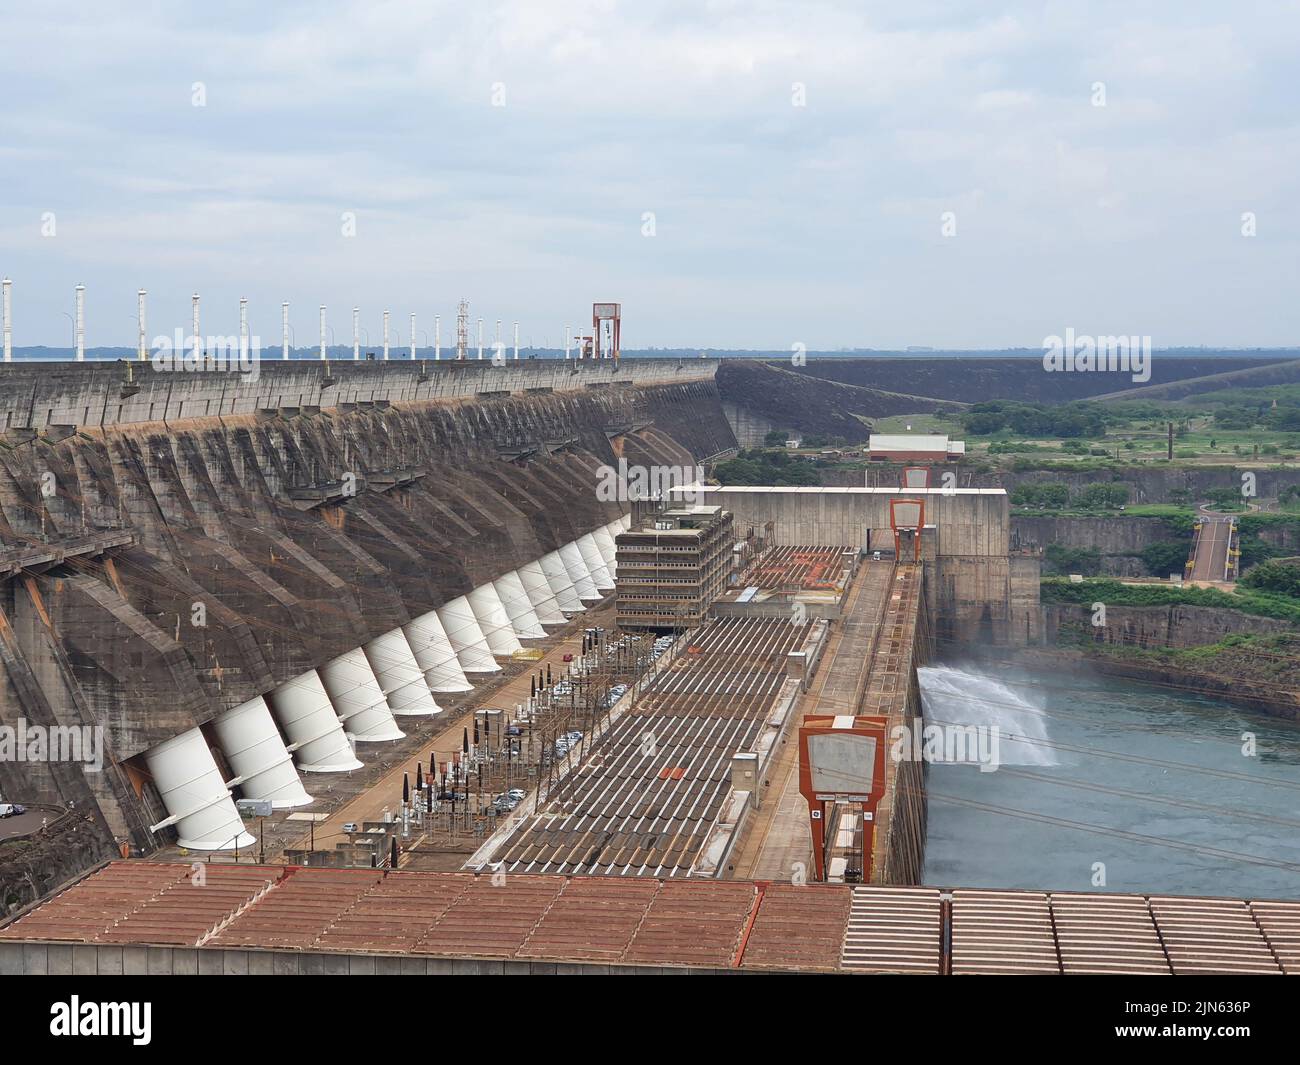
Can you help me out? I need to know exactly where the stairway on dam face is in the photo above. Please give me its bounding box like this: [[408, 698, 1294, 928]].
[[0, 368, 738, 875]]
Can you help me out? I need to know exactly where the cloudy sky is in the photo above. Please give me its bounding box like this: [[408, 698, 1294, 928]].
[[1, 1, 1298, 350]]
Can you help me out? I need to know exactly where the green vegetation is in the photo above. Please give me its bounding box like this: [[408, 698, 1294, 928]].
[[1010, 481, 1129, 511], [761, 429, 847, 449], [962, 401, 1107, 439], [715, 449, 820, 486], [869, 412, 961, 435], [1041, 577, 1300, 625], [1238, 514, 1300, 568], [1006, 456, 1137, 473], [1201, 383, 1300, 433], [1240, 558, 1300, 597], [1054, 628, 1300, 684], [957, 384, 1300, 472], [1202, 487, 1249, 512], [1140, 540, 1193, 577], [1011, 483, 1070, 508], [987, 440, 1056, 454], [1122, 505, 1197, 525], [1043, 544, 1102, 576]]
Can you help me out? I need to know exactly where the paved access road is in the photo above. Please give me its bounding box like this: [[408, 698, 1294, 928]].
[[0, 809, 51, 841]]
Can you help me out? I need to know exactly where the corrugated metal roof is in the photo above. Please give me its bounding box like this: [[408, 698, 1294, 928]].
[[868, 434, 951, 452], [486, 617, 805, 878], [4, 862, 1298, 974], [841, 885, 943, 974]]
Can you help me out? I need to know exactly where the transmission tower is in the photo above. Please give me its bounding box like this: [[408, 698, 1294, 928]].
[[456, 298, 469, 361]]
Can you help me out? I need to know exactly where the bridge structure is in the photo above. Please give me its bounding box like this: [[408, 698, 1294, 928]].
[[1187, 512, 1239, 583]]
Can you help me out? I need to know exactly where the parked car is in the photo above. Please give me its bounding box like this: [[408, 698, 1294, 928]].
[[0, 802, 27, 819]]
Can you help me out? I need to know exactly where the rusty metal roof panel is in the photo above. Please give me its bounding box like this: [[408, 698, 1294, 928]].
[[7, 862, 1300, 975], [211, 867, 384, 950], [411, 874, 566, 958], [622, 880, 755, 968], [0, 861, 190, 943], [741, 883, 852, 972], [93, 864, 280, 946], [517, 877, 660, 962], [314, 872, 473, 955]]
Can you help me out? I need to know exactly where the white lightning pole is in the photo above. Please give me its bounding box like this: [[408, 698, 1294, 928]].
[[282, 301, 290, 360], [434, 315, 441, 361], [352, 307, 360, 360], [1, 278, 10, 363], [513, 322, 519, 360], [410, 312, 416, 359], [74, 283, 85, 361], [239, 298, 249, 361], [319, 305, 327, 360], [564, 327, 570, 360], [382, 310, 390, 360], [476, 317, 483, 360], [191, 293, 201, 360], [137, 289, 147, 361]]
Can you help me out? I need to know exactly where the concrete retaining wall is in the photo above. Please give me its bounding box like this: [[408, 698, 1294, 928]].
[[678, 486, 1009, 557], [0, 358, 718, 430]]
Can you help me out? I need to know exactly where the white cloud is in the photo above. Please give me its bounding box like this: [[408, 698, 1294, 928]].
[[0, 1, 1297, 348]]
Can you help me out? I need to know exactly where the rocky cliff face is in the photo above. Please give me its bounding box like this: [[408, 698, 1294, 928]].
[[1043, 603, 1293, 649], [0, 812, 117, 916], [997, 466, 1300, 505]]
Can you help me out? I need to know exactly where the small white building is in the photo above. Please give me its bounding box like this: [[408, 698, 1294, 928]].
[[866, 433, 965, 462]]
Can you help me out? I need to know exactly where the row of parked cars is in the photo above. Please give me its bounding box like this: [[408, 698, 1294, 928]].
[[490, 787, 527, 815], [0, 800, 27, 819], [553, 729, 585, 757]]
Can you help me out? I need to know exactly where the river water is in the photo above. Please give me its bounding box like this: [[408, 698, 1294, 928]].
[[919, 663, 1300, 899]]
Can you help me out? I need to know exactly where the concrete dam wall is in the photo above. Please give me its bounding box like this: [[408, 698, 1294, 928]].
[[670, 485, 1041, 648], [0, 357, 720, 430], [0, 360, 736, 862]]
